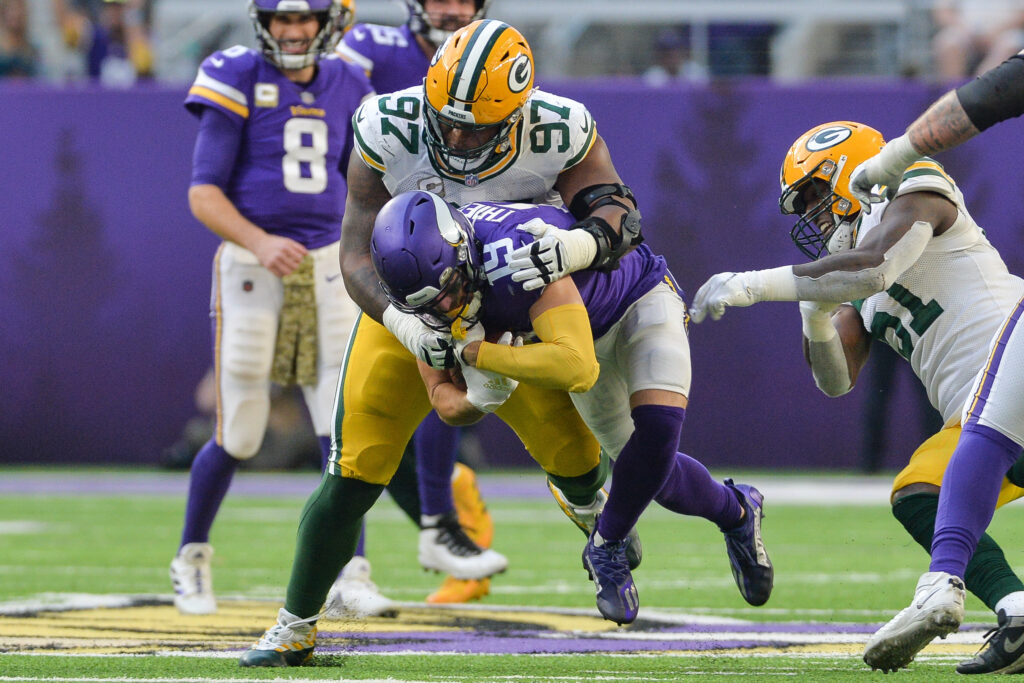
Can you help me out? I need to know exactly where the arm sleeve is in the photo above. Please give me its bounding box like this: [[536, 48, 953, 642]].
[[475, 304, 599, 393], [956, 52, 1024, 132], [190, 106, 243, 189]]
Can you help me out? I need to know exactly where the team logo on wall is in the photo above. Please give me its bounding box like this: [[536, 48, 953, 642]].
[[805, 125, 852, 152]]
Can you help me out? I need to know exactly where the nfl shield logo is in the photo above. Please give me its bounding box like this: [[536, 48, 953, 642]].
[[465, 174, 479, 187]]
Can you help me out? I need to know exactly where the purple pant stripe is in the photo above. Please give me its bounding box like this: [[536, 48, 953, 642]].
[[965, 295, 1024, 426]]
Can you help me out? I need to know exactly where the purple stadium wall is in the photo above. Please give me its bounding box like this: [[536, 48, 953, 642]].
[[3, 80, 1024, 469]]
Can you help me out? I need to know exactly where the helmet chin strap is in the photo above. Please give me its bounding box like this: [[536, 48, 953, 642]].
[[826, 219, 857, 254]]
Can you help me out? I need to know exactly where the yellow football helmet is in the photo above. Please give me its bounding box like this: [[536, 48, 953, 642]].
[[423, 19, 534, 176], [779, 121, 885, 259]]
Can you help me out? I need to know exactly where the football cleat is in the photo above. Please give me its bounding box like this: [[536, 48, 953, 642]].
[[720, 479, 773, 606], [863, 571, 965, 673], [419, 511, 508, 580], [239, 608, 318, 667], [956, 609, 1024, 674], [427, 576, 491, 604], [324, 556, 398, 619], [169, 542, 216, 615], [582, 526, 638, 625], [548, 481, 642, 569], [451, 462, 494, 548]]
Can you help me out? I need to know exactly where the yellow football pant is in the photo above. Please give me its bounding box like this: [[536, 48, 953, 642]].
[[328, 314, 601, 484], [893, 424, 1024, 508]]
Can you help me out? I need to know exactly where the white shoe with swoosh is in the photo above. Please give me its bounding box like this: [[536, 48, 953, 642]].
[[863, 571, 965, 672]]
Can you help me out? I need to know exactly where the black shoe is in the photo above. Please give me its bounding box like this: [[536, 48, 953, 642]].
[[957, 609, 1024, 674]]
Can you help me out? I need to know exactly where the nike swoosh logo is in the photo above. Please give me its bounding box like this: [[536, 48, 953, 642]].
[[1004, 631, 1024, 653], [580, 116, 591, 134], [916, 585, 943, 609], [356, 109, 365, 123], [326, 273, 342, 282], [211, 57, 224, 68]]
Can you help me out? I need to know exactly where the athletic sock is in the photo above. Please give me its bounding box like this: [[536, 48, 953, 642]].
[[597, 405, 684, 542], [894, 492, 1024, 611], [414, 412, 460, 516], [547, 455, 610, 507], [931, 424, 1021, 577], [654, 452, 742, 528], [180, 439, 238, 547], [285, 474, 384, 618]]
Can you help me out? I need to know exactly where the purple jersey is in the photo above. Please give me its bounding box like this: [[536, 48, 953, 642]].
[[185, 48, 372, 249], [337, 23, 429, 95], [461, 203, 671, 339]]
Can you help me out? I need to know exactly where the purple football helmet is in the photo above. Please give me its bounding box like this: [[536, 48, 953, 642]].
[[404, 0, 491, 46], [371, 191, 484, 331], [249, 0, 354, 70]]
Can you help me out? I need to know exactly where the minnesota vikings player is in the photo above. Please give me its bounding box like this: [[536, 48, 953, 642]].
[[238, 20, 646, 666], [338, 0, 497, 606], [690, 121, 1024, 674], [370, 191, 775, 625], [169, 0, 393, 618]]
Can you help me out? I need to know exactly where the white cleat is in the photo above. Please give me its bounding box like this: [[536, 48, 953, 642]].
[[170, 542, 216, 615], [419, 512, 508, 580], [863, 571, 965, 672], [324, 556, 398, 619]]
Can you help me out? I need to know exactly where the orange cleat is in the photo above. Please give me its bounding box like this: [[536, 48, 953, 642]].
[[427, 576, 491, 604]]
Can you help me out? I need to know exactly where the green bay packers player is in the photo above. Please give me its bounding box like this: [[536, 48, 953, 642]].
[[239, 19, 644, 667], [690, 121, 1024, 675]]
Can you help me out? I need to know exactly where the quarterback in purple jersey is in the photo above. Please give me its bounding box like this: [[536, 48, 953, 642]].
[[169, 0, 394, 620], [371, 192, 776, 625], [338, 0, 499, 607]]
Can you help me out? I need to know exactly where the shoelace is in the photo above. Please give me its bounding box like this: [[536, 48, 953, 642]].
[[588, 539, 632, 583], [436, 522, 483, 557], [260, 612, 322, 647]]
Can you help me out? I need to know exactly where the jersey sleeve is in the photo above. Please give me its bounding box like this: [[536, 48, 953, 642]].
[[893, 158, 958, 204], [351, 88, 422, 178], [351, 96, 388, 175], [184, 47, 257, 122], [528, 91, 597, 171], [336, 23, 375, 75]]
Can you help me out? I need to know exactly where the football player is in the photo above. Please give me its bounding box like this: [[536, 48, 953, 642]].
[[370, 190, 774, 625], [169, 0, 396, 619], [690, 121, 1024, 674], [238, 19, 645, 666], [337, 0, 497, 606]]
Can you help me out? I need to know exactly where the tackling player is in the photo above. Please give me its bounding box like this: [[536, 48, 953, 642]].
[[238, 19, 647, 666], [370, 190, 774, 625], [169, 0, 395, 619], [689, 121, 1024, 675], [337, 0, 497, 606]]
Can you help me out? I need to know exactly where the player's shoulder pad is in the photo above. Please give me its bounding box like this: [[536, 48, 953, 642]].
[[894, 158, 958, 204], [187, 46, 260, 119], [528, 89, 597, 169], [351, 86, 422, 173]]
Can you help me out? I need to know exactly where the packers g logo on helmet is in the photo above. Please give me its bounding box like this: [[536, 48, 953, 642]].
[[779, 121, 885, 260], [423, 19, 535, 176]]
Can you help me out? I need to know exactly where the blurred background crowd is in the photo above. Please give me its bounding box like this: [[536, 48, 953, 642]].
[[4, 0, 1024, 86]]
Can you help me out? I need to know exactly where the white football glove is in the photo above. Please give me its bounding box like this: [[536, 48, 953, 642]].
[[461, 332, 520, 413], [453, 319, 486, 364], [689, 267, 797, 323], [848, 134, 921, 214], [382, 305, 456, 369], [507, 218, 598, 291]]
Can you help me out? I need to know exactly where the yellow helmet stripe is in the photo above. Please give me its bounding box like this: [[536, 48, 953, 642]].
[[449, 20, 509, 110]]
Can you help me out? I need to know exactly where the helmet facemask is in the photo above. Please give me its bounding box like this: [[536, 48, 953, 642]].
[[424, 102, 522, 174], [780, 158, 859, 260], [249, 0, 352, 71]]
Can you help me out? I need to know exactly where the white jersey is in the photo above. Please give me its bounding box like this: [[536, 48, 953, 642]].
[[854, 160, 1024, 425], [351, 85, 597, 206]]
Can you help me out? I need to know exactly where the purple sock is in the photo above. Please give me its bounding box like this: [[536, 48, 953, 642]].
[[654, 452, 743, 528], [930, 424, 1021, 576], [414, 412, 460, 517], [597, 405, 685, 542], [180, 439, 238, 547], [354, 518, 366, 557], [318, 436, 332, 473]]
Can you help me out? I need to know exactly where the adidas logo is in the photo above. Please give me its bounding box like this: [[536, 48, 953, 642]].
[[483, 377, 512, 391]]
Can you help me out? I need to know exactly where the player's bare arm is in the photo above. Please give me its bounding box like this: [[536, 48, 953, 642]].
[[907, 91, 979, 157], [188, 184, 306, 277], [340, 153, 394, 322], [417, 362, 485, 426], [794, 191, 956, 281]]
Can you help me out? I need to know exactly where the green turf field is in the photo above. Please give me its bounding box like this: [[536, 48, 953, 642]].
[[2, 468, 1022, 681]]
